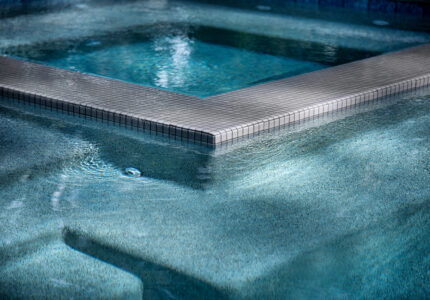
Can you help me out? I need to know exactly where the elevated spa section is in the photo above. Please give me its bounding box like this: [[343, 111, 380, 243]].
[[1, 43, 430, 146]]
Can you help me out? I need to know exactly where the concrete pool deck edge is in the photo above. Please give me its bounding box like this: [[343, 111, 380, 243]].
[[0, 43, 430, 147]]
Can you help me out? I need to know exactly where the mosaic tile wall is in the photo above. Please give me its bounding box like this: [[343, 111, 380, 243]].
[[191, 0, 430, 17], [0, 0, 429, 17]]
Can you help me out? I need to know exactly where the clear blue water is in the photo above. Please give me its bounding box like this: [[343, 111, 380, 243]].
[[44, 35, 325, 97], [0, 88, 429, 298], [1, 0, 430, 96]]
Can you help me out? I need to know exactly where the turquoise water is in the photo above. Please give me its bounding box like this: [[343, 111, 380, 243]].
[[44, 35, 325, 97], [1, 1, 430, 96], [0, 88, 429, 298]]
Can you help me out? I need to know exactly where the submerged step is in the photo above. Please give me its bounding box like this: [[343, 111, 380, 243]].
[[0, 238, 143, 299]]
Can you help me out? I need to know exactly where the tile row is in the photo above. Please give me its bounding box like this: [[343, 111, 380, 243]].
[[1, 74, 429, 147], [203, 0, 430, 17], [0, 85, 217, 146], [212, 75, 430, 144]]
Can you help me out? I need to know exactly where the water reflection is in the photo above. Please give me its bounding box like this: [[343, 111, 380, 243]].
[[154, 34, 193, 90]]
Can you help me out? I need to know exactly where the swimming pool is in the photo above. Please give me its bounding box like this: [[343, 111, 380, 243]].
[[1, 0, 430, 299], [0, 86, 429, 298]]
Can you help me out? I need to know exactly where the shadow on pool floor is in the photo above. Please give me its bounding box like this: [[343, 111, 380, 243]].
[[62, 227, 227, 300]]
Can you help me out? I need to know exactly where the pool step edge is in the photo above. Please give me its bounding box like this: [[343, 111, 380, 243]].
[[211, 73, 430, 144], [1, 43, 430, 148], [0, 84, 218, 146]]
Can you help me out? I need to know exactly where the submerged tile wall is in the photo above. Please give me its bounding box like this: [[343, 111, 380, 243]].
[[194, 0, 430, 17], [0, 0, 429, 19], [0, 0, 429, 17]]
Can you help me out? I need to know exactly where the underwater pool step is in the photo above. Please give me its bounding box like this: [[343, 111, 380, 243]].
[[1, 43, 430, 147]]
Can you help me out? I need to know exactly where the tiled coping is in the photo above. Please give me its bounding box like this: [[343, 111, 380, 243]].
[[1, 43, 430, 147]]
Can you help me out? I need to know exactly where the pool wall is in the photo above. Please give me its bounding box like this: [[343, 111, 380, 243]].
[[1, 44, 430, 147], [1, 0, 430, 18], [190, 0, 430, 17]]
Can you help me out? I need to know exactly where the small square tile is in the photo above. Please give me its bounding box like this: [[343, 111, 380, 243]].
[[369, 0, 396, 13], [344, 0, 367, 10], [132, 117, 139, 128], [175, 126, 182, 137], [232, 128, 238, 139], [226, 130, 232, 141], [143, 120, 150, 131], [220, 130, 227, 141], [201, 133, 210, 144], [63, 102, 70, 113], [114, 113, 121, 123], [149, 121, 156, 132], [168, 125, 175, 136], [96, 109, 102, 120], [237, 126, 243, 138], [137, 119, 143, 130], [320, 0, 344, 7], [297, 0, 319, 5], [393, 84, 399, 94], [186, 129, 193, 140], [154, 122, 162, 133], [213, 133, 222, 144], [107, 112, 114, 122], [161, 123, 168, 134], [258, 122, 264, 132], [397, 2, 423, 16], [248, 125, 254, 135]]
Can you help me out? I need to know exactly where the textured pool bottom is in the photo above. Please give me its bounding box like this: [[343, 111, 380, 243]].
[[0, 88, 429, 298]]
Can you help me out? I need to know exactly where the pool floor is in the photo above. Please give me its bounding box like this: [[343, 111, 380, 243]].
[[0, 86, 429, 298]]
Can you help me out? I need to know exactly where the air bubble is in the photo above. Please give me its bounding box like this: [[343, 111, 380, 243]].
[[373, 20, 389, 26], [85, 40, 102, 47], [256, 5, 271, 11], [125, 167, 142, 177]]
